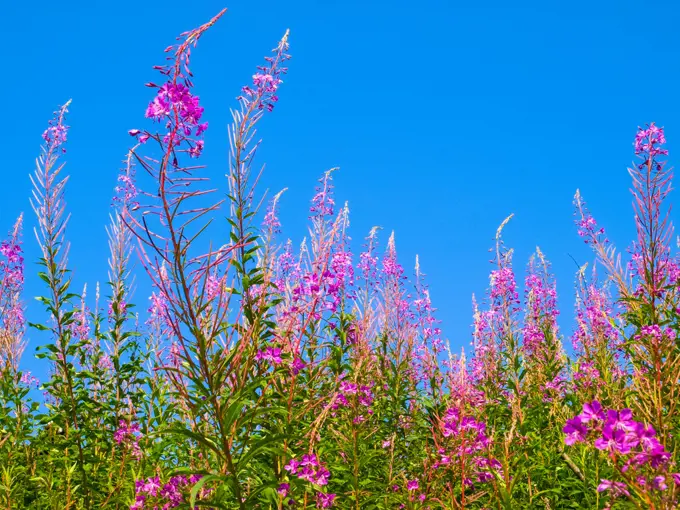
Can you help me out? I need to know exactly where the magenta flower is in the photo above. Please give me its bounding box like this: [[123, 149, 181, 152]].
[[284, 459, 300, 474], [339, 381, 358, 395], [605, 409, 636, 431], [130, 473, 208, 510], [129, 129, 150, 143], [148, 291, 170, 326], [238, 31, 290, 112], [594, 427, 639, 455], [563, 417, 588, 445], [489, 267, 517, 300], [637, 443, 671, 469], [653, 476, 668, 491], [315, 492, 335, 508], [579, 401, 606, 423], [42, 123, 68, 146], [19, 372, 38, 388], [300, 454, 319, 468], [597, 479, 630, 497], [146, 83, 205, 129], [298, 466, 316, 483], [309, 173, 336, 218], [188, 139, 204, 158], [142, 476, 162, 497], [256, 346, 283, 365], [291, 357, 306, 375], [263, 198, 283, 233], [634, 123, 668, 157], [407, 479, 419, 491], [313, 467, 331, 486]]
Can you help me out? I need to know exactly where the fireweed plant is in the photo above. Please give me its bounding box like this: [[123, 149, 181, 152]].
[[2, 8, 680, 510]]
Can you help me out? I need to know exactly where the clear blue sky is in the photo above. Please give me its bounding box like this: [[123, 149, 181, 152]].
[[3, 0, 680, 376]]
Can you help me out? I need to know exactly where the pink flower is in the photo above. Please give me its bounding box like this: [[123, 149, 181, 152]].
[[291, 357, 306, 375], [315, 492, 335, 508], [300, 454, 319, 468], [563, 417, 588, 445], [142, 476, 162, 497], [313, 467, 330, 486], [653, 476, 667, 491], [238, 33, 290, 112], [578, 401, 606, 422], [42, 123, 68, 146], [634, 123, 668, 157], [339, 381, 358, 394], [597, 479, 630, 497], [20, 372, 38, 388], [188, 139, 204, 158], [284, 459, 300, 474], [256, 346, 283, 365]]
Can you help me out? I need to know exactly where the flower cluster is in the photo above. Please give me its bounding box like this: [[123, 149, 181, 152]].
[[283, 454, 335, 507], [382, 244, 405, 281], [138, 81, 207, 157], [309, 174, 336, 219], [0, 219, 25, 341], [572, 361, 601, 391], [128, 22, 214, 161], [576, 215, 606, 241], [571, 282, 618, 354], [634, 324, 676, 347], [263, 196, 283, 234], [331, 380, 374, 424], [272, 242, 301, 293], [357, 250, 379, 284], [634, 123, 668, 158], [131, 474, 207, 510], [148, 291, 170, 328], [255, 346, 283, 365], [316, 492, 336, 508], [435, 408, 500, 485], [489, 267, 517, 301], [114, 170, 138, 207], [564, 402, 680, 501], [292, 251, 354, 315], [69, 305, 91, 341], [98, 354, 113, 371], [284, 454, 331, 486], [204, 274, 225, 302], [19, 371, 39, 388], [114, 420, 142, 460], [239, 31, 290, 112], [108, 299, 129, 319], [522, 266, 559, 356], [0, 238, 23, 288], [42, 124, 68, 146], [145, 83, 205, 130]]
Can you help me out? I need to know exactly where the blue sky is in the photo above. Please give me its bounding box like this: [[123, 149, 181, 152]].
[[2, 0, 680, 376]]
